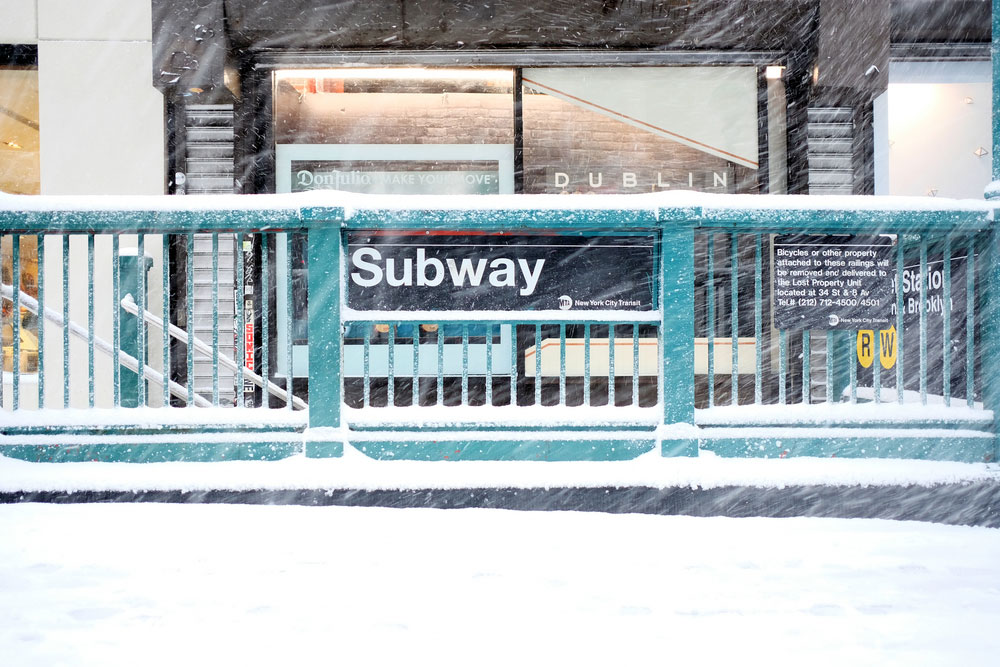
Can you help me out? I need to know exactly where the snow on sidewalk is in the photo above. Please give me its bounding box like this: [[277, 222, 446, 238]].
[[1, 503, 999, 666]]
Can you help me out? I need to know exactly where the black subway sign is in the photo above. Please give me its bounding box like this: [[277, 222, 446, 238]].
[[346, 232, 656, 312], [773, 234, 895, 330]]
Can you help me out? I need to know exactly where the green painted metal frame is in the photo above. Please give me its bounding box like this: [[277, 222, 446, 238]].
[[1, 197, 998, 462], [1, 184, 999, 464]]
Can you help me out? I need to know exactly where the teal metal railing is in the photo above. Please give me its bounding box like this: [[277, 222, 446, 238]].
[[694, 229, 981, 409], [0, 197, 997, 462]]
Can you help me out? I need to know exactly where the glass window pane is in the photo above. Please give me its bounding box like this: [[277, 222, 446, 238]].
[[0, 66, 39, 195], [522, 67, 759, 194], [0, 62, 40, 374], [274, 68, 515, 195]]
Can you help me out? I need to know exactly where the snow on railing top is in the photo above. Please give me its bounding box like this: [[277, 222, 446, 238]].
[[0, 189, 994, 215]]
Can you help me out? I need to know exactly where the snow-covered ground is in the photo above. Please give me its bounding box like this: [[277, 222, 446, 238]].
[[2, 502, 999, 666]]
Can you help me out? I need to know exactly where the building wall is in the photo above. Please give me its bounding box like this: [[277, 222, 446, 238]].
[[1, 0, 165, 409]]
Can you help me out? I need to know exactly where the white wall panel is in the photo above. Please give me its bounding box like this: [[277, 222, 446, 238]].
[[0, 1, 37, 43], [38, 40, 162, 195], [38, 0, 150, 41]]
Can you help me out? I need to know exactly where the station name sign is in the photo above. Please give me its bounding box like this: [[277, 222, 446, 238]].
[[773, 234, 894, 330], [346, 232, 656, 312]]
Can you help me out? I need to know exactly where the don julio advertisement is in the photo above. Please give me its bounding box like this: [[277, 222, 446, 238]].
[[346, 232, 657, 312]]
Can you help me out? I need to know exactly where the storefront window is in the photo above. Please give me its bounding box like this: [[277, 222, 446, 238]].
[[268, 65, 765, 378], [522, 67, 760, 194], [875, 61, 991, 199], [272, 68, 516, 376], [0, 55, 40, 374], [274, 68, 516, 194]]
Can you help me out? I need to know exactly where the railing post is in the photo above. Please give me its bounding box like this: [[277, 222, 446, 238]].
[[118, 251, 153, 408], [828, 331, 851, 402], [304, 222, 343, 457], [660, 216, 698, 456], [980, 212, 1000, 463], [986, 0, 1000, 460]]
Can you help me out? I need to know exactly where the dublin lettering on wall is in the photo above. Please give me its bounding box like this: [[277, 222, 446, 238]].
[[773, 235, 895, 330], [545, 168, 733, 193], [346, 232, 656, 312]]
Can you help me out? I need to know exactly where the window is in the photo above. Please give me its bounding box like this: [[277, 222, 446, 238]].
[[875, 60, 991, 198], [0, 47, 40, 374], [521, 67, 759, 194], [268, 64, 769, 377], [274, 68, 516, 195]]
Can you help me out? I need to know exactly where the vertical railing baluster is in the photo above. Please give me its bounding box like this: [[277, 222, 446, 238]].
[[12, 234, 20, 410], [943, 235, 952, 406], [211, 232, 219, 406], [261, 233, 270, 409], [162, 235, 171, 407], [656, 323, 662, 409], [559, 323, 567, 406], [873, 324, 881, 404], [437, 324, 444, 406], [412, 324, 420, 407], [186, 233, 195, 406], [137, 234, 146, 407], [920, 237, 928, 404], [967, 235, 976, 407], [87, 234, 94, 408], [802, 331, 810, 404], [608, 324, 616, 407], [235, 235, 245, 408], [36, 234, 44, 409], [387, 323, 395, 407], [462, 324, 469, 406], [508, 324, 515, 406], [754, 233, 762, 404], [778, 329, 787, 404], [363, 326, 371, 408], [631, 323, 639, 407], [826, 330, 834, 404], [706, 233, 715, 406], [730, 233, 739, 406], [850, 331, 857, 403], [534, 323, 542, 406], [486, 323, 493, 406], [896, 239, 905, 404], [283, 233, 293, 410], [62, 234, 69, 409], [584, 323, 591, 406], [113, 234, 120, 407]]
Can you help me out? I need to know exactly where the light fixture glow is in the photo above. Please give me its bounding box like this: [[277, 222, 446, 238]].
[[765, 65, 785, 80], [275, 68, 513, 83]]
